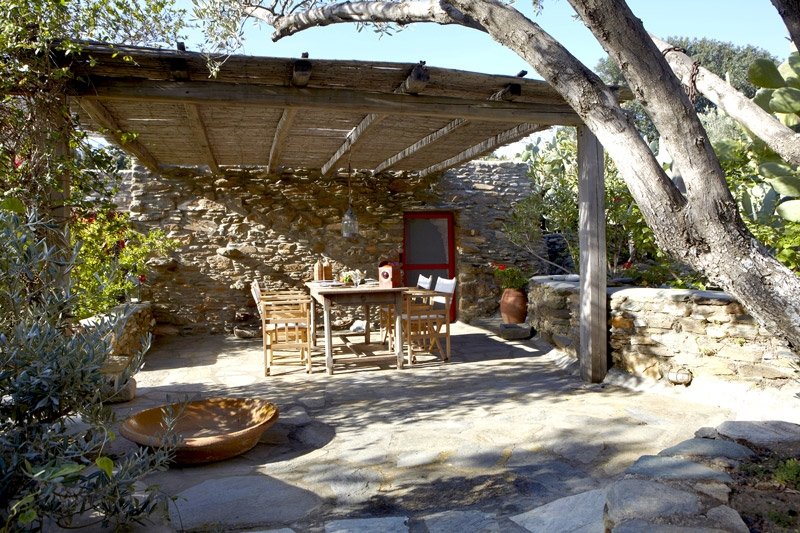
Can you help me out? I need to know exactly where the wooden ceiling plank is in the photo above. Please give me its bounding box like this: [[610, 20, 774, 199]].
[[321, 113, 386, 176], [418, 123, 548, 178], [184, 104, 219, 173], [320, 63, 431, 176], [373, 118, 467, 174], [373, 78, 522, 174], [267, 108, 297, 173], [77, 98, 161, 173], [78, 80, 581, 125]]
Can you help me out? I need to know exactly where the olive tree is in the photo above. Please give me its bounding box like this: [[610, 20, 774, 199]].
[[192, 0, 800, 351], [0, 212, 172, 531]]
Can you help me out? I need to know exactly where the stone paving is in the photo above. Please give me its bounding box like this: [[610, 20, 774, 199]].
[[110, 321, 800, 532]]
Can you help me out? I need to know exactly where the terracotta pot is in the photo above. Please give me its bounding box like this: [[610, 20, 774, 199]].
[[120, 397, 279, 465], [500, 288, 528, 324]]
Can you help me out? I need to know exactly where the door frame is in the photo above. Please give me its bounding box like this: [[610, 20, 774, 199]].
[[402, 210, 456, 321]]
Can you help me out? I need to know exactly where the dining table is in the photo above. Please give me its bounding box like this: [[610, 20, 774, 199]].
[[305, 281, 407, 374]]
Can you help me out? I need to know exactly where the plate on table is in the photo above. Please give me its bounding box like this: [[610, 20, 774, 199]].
[[318, 281, 344, 287]]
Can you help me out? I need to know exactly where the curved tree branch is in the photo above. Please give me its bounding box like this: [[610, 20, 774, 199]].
[[446, 0, 685, 219], [770, 0, 800, 51], [566, 0, 732, 208], [266, 0, 486, 41], [652, 34, 800, 168]]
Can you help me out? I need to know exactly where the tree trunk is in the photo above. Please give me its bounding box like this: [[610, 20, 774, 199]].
[[771, 0, 800, 51]]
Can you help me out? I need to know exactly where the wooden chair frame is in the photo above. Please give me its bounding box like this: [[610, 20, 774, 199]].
[[400, 288, 452, 363], [252, 282, 313, 376]]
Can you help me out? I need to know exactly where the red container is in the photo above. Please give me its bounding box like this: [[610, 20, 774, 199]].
[[378, 261, 402, 288]]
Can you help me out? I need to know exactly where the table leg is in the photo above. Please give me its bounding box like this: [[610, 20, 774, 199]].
[[323, 297, 334, 375], [394, 293, 404, 369], [364, 304, 371, 344], [310, 299, 318, 347]]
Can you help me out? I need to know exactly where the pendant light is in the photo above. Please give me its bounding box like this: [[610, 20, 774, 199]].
[[341, 162, 358, 237]]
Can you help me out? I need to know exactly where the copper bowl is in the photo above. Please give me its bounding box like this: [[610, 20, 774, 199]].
[[120, 397, 279, 465]]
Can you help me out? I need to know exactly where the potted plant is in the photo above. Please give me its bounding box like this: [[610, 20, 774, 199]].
[[493, 263, 530, 324]]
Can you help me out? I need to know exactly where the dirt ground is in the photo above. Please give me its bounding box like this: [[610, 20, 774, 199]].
[[730, 442, 800, 532]]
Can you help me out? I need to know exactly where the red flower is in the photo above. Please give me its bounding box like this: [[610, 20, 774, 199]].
[[622, 261, 633, 270], [13, 155, 23, 169], [138, 274, 147, 283], [497, 264, 507, 271]]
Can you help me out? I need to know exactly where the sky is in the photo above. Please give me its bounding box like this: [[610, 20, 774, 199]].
[[180, 0, 792, 76], [177, 0, 792, 156]]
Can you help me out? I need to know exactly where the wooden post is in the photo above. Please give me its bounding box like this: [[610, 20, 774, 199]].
[[577, 126, 607, 382]]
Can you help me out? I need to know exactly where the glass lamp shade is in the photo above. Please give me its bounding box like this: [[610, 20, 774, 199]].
[[341, 206, 358, 237]]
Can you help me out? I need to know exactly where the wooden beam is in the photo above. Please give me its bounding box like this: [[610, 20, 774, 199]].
[[418, 123, 546, 178], [292, 58, 312, 87], [267, 108, 297, 173], [373, 118, 467, 174], [77, 79, 582, 126], [77, 98, 161, 173], [184, 104, 219, 173], [321, 113, 386, 176], [320, 62, 431, 176], [489, 83, 522, 101], [400, 62, 430, 95], [577, 126, 607, 383], [373, 78, 524, 174]]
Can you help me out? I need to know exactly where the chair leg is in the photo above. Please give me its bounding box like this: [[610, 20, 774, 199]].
[[444, 322, 451, 361], [265, 333, 274, 377]]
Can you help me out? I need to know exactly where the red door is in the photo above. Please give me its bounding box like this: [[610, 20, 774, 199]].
[[403, 211, 456, 321]]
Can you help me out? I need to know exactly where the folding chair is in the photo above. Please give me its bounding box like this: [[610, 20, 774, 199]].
[[400, 277, 454, 364], [382, 273, 432, 349]]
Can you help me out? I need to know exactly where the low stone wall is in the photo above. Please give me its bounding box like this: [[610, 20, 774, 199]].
[[528, 276, 798, 387], [80, 302, 154, 360], [527, 275, 580, 355], [79, 302, 154, 402]]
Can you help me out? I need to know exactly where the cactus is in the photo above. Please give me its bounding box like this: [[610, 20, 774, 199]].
[[746, 52, 800, 223]]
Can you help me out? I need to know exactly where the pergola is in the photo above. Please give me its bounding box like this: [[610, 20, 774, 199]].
[[66, 43, 618, 382]]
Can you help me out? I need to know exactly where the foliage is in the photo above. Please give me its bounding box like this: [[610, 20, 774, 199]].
[[774, 458, 800, 489], [0, 0, 186, 217], [595, 37, 778, 143], [514, 129, 696, 285], [70, 209, 178, 319], [0, 211, 172, 532], [492, 263, 530, 290], [698, 51, 800, 274]]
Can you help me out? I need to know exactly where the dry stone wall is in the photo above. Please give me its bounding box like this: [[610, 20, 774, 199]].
[[119, 160, 542, 334], [528, 276, 798, 387]]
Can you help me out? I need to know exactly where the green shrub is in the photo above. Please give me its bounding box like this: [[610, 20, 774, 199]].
[[492, 263, 530, 290], [70, 209, 178, 319], [0, 211, 172, 531], [774, 458, 800, 489], [513, 129, 693, 286]]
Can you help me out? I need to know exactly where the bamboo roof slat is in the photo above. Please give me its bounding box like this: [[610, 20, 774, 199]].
[[62, 42, 626, 176]]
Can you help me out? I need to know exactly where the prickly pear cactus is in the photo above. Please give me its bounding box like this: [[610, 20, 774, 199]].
[[747, 52, 800, 223]]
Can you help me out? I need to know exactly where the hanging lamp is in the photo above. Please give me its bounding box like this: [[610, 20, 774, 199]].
[[341, 162, 358, 237]]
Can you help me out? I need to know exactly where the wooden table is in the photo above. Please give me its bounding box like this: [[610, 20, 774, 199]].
[[305, 282, 406, 374]]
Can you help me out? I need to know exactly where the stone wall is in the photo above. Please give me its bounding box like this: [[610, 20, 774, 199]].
[[528, 277, 798, 387], [527, 275, 580, 355], [79, 302, 154, 358], [120, 160, 542, 334]]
